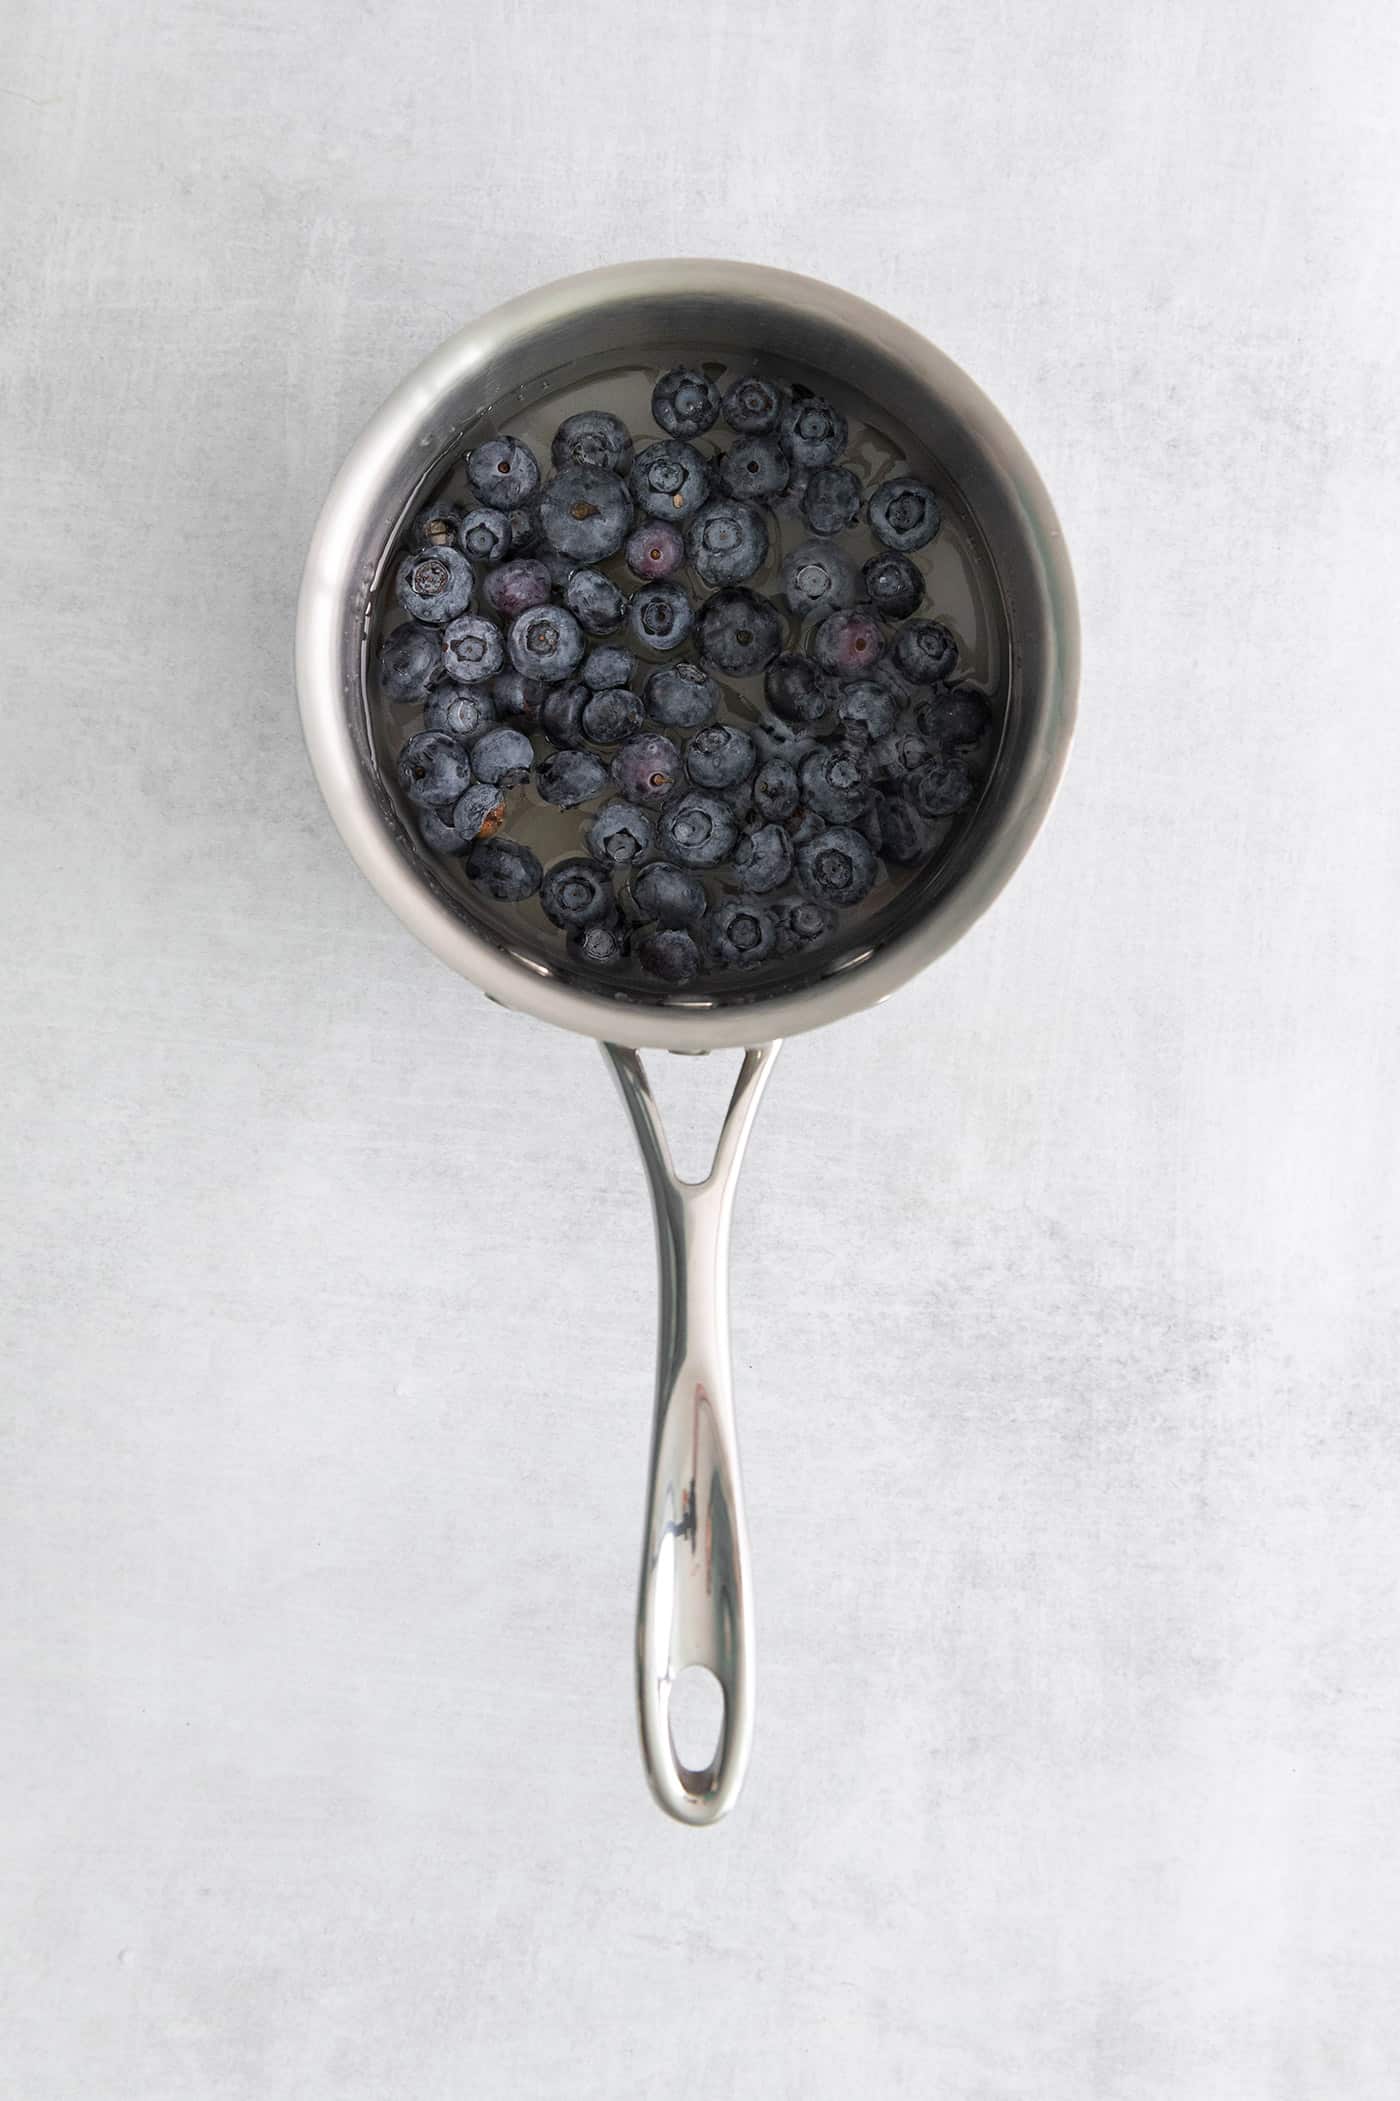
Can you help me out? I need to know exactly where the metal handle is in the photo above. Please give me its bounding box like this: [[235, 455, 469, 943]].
[[603, 1040, 782, 1825]]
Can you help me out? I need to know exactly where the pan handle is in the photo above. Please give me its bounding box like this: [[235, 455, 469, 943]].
[[603, 1040, 782, 1825]]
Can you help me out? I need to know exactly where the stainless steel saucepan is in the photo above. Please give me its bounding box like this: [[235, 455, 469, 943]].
[[296, 259, 1078, 1825]]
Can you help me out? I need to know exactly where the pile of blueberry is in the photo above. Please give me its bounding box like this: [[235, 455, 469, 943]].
[[377, 366, 994, 986]]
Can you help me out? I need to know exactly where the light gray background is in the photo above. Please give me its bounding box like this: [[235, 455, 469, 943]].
[[2, 1, 1397, 2094]]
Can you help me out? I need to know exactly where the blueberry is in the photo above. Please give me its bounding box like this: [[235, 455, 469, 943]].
[[751, 714, 817, 762], [658, 790, 739, 869], [539, 466, 633, 561], [686, 723, 757, 790], [644, 663, 720, 729], [630, 439, 711, 522], [812, 607, 884, 678], [781, 539, 856, 619], [776, 897, 834, 952], [569, 920, 628, 967], [578, 644, 633, 694], [892, 620, 959, 685], [441, 612, 505, 685], [425, 687, 496, 740], [541, 680, 590, 747], [875, 793, 930, 864], [466, 435, 541, 511], [637, 928, 702, 984], [731, 823, 793, 894], [909, 756, 976, 817], [686, 499, 769, 587], [836, 680, 898, 743], [721, 375, 783, 433], [764, 651, 834, 726], [587, 798, 655, 867], [718, 435, 790, 502], [868, 477, 940, 552], [800, 743, 872, 822], [566, 567, 627, 637], [624, 521, 686, 580], [552, 409, 634, 478], [862, 552, 924, 620], [538, 548, 579, 590], [412, 497, 463, 548], [626, 579, 694, 653], [787, 807, 823, 848], [912, 686, 993, 753], [396, 730, 474, 809], [696, 588, 782, 678], [506, 503, 542, 553], [751, 756, 801, 822], [541, 856, 616, 931], [652, 365, 720, 439], [796, 825, 879, 906], [632, 862, 708, 928], [466, 837, 542, 902], [870, 726, 931, 781], [537, 748, 609, 808], [468, 725, 534, 786], [779, 392, 848, 469], [582, 687, 644, 744], [508, 605, 586, 683], [458, 507, 513, 563], [491, 670, 545, 726], [378, 623, 442, 701], [801, 465, 862, 537], [710, 898, 777, 967], [612, 733, 683, 807], [483, 558, 552, 619], [451, 781, 508, 841], [854, 799, 884, 854], [417, 807, 466, 855], [395, 547, 474, 625]]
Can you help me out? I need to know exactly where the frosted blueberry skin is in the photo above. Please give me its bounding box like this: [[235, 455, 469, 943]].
[[875, 793, 930, 865], [624, 521, 686, 581], [796, 825, 879, 906], [870, 726, 932, 782], [717, 434, 790, 503], [801, 465, 862, 538], [781, 539, 856, 620], [552, 409, 634, 478], [612, 733, 684, 808], [537, 748, 609, 808], [395, 547, 474, 625], [483, 559, 552, 620], [862, 551, 924, 620], [626, 580, 694, 654], [751, 757, 801, 822], [909, 756, 976, 818], [566, 567, 627, 637], [710, 898, 778, 967], [644, 663, 721, 730], [836, 681, 898, 744], [507, 604, 586, 683], [867, 477, 941, 553], [396, 731, 474, 810], [538, 466, 634, 562], [891, 619, 959, 685], [658, 790, 740, 870], [685, 724, 757, 791], [569, 920, 629, 968], [695, 589, 783, 679], [581, 688, 644, 746], [631, 862, 708, 929], [490, 671, 545, 727], [779, 393, 848, 469], [541, 682, 590, 749], [800, 743, 872, 824], [913, 687, 993, 753], [686, 499, 769, 588], [776, 897, 836, 953], [466, 435, 541, 511], [441, 613, 505, 685], [468, 726, 534, 787], [651, 365, 721, 440], [637, 927, 702, 984], [732, 822, 794, 894], [720, 375, 784, 434], [587, 800, 655, 868], [379, 623, 442, 701], [812, 607, 884, 679], [629, 439, 711, 523], [425, 687, 496, 741], [540, 857, 616, 931], [580, 644, 636, 693], [764, 651, 835, 726], [458, 507, 513, 563], [451, 781, 508, 842], [466, 837, 542, 902]]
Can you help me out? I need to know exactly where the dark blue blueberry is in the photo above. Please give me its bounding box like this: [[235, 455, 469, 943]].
[[801, 465, 862, 537], [587, 798, 655, 867], [612, 733, 683, 807], [552, 409, 634, 477], [468, 725, 534, 786], [632, 861, 708, 928], [466, 837, 542, 902], [505, 503, 541, 553], [539, 466, 633, 560], [779, 392, 848, 469], [378, 623, 442, 701], [508, 604, 586, 683], [652, 365, 720, 439], [581, 644, 636, 692], [800, 743, 871, 822], [752, 756, 801, 822], [718, 435, 790, 502], [909, 756, 976, 817], [686, 723, 757, 790], [892, 620, 959, 685], [870, 726, 932, 781], [540, 856, 616, 931], [538, 548, 579, 590], [624, 520, 686, 580], [686, 499, 769, 587], [637, 928, 702, 984], [912, 686, 993, 753], [710, 898, 777, 967], [764, 651, 834, 725], [541, 680, 590, 748], [395, 547, 474, 625], [537, 748, 609, 807], [862, 551, 924, 620], [644, 663, 720, 729], [425, 687, 497, 740], [396, 730, 474, 809], [696, 589, 782, 678], [721, 374, 784, 433], [568, 920, 629, 968], [490, 670, 545, 726], [812, 606, 884, 678], [412, 497, 463, 548], [441, 612, 505, 685], [868, 477, 940, 552], [483, 558, 552, 619], [796, 825, 879, 906], [781, 539, 856, 619], [581, 687, 644, 745], [466, 435, 541, 511], [776, 897, 834, 952], [731, 823, 793, 894], [836, 680, 899, 743], [774, 463, 811, 518], [629, 439, 711, 522], [658, 790, 739, 869], [458, 507, 513, 563], [566, 567, 627, 637], [451, 781, 508, 841], [875, 793, 930, 864], [417, 807, 466, 855], [626, 579, 693, 654]]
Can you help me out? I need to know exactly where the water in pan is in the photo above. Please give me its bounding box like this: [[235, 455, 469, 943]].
[[365, 344, 1010, 1006]]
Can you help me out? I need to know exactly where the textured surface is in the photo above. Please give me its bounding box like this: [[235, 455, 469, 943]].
[[2, 1, 1399, 2095]]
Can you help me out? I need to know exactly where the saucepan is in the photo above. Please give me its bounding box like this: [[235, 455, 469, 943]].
[[295, 259, 1078, 1824]]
